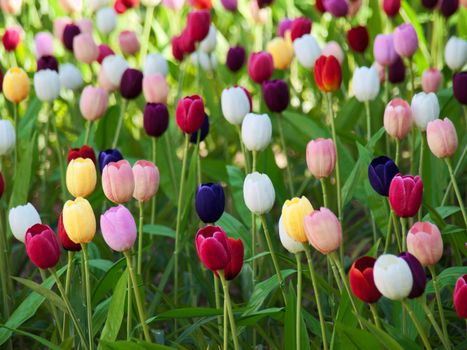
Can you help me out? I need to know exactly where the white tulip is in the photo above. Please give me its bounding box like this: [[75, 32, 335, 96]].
[[199, 25, 217, 53], [373, 254, 413, 300], [278, 216, 304, 254], [241, 113, 272, 152], [243, 172, 275, 215], [9, 203, 42, 243], [96, 7, 117, 35], [143, 53, 168, 77], [352, 66, 380, 102], [444, 36, 467, 71], [34, 69, 60, 102], [102, 55, 128, 86], [293, 34, 321, 69], [411, 92, 439, 131], [191, 51, 217, 72], [221, 87, 251, 125], [0, 120, 16, 156], [89, 0, 109, 12], [59, 63, 83, 90]]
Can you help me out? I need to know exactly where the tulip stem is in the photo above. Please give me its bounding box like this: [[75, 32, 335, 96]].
[[112, 99, 128, 149], [49, 268, 88, 350], [368, 303, 381, 330], [391, 211, 402, 252], [402, 300, 432, 350], [295, 253, 303, 350], [252, 150, 257, 172], [127, 273, 132, 340], [140, 5, 155, 66], [80, 244, 93, 350], [50, 117, 67, 202], [13, 103, 18, 176], [84, 120, 92, 145], [251, 212, 257, 286], [235, 125, 250, 173], [277, 113, 294, 196], [164, 134, 179, 198], [62, 251, 74, 337], [364, 101, 371, 142], [441, 145, 466, 206], [259, 215, 287, 305], [383, 209, 393, 253], [419, 297, 451, 349], [39, 269, 63, 341], [150, 137, 157, 225], [418, 131, 425, 221], [320, 179, 328, 207], [223, 290, 228, 350], [399, 217, 407, 251], [219, 271, 240, 350], [137, 201, 144, 275], [395, 138, 400, 166], [408, 58, 415, 100], [429, 266, 450, 348], [445, 158, 467, 227], [214, 275, 222, 337], [123, 250, 151, 341], [0, 206, 11, 322], [304, 246, 328, 350], [328, 255, 343, 293]]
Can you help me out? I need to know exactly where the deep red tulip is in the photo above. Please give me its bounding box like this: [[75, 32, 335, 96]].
[[248, 51, 274, 84], [2, 26, 22, 52], [290, 17, 312, 42], [389, 174, 423, 218], [190, 0, 213, 9], [176, 95, 206, 133], [179, 29, 196, 54], [186, 10, 211, 42], [224, 237, 244, 280], [347, 26, 369, 53], [172, 35, 185, 62], [120, 68, 143, 100], [25, 224, 61, 269], [195, 226, 231, 271], [67, 145, 96, 164], [454, 274, 467, 318], [383, 0, 401, 17], [58, 213, 81, 251], [314, 55, 342, 93], [0, 172, 4, 199], [349, 256, 382, 303], [316, 0, 326, 12]]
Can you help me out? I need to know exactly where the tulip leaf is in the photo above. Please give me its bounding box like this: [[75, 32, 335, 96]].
[[217, 212, 252, 258], [334, 322, 385, 350], [0, 325, 62, 350], [226, 165, 251, 226], [101, 340, 176, 350], [92, 258, 126, 305], [426, 266, 467, 294], [146, 307, 222, 324], [143, 224, 175, 238]]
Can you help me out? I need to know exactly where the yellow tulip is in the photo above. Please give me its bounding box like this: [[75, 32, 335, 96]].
[[282, 196, 314, 242], [266, 37, 294, 70], [3, 67, 30, 103], [62, 197, 96, 244], [66, 158, 97, 198]]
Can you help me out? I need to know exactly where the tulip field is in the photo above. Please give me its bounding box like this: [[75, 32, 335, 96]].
[[1, 0, 467, 349]]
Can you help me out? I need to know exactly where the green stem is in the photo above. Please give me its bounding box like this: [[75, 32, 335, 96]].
[[137, 201, 144, 275], [13, 103, 18, 176], [441, 146, 466, 206], [62, 251, 74, 337], [219, 272, 240, 350], [392, 210, 402, 252], [252, 150, 257, 172], [251, 213, 257, 287], [328, 255, 343, 292], [402, 300, 432, 350], [277, 113, 294, 196], [80, 244, 93, 350], [236, 125, 250, 173], [112, 99, 128, 148], [364, 101, 371, 142], [164, 134, 178, 198], [39, 269, 63, 341], [295, 253, 302, 350], [214, 275, 222, 337], [400, 217, 407, 252], [127, 273, 132, 340], [150, 137, 157, 224], [51, 117, 67, 202], [369, 303, 381, 330], [84, 120, 92, 145], [383, 209, 394, 253], [445, 158, 467, 227], [419, 298, 451, 349], [320, 178, 328, 207], [418, 131, 425, 221], [140, 5, 155, 65], [429, 266, 450, 348], [223, 290, 228, 350], [395, 138, 400, 165], [409, 57, 415, 100], [0, 204, 10, 321]]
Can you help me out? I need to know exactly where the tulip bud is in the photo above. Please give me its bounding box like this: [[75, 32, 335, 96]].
[[80, 86, 109, 121], [98, 149, 124, 173], [97, 44, 114, 64], [59, 63, 83, 90], [100, 205, 137, 252], [352, 66, 380, 102], [262, 79, 289, 113], [176, 95, 205, 133], [349, 256, 382, 303], [119, 30, 140, 56], [373, 34, 398, 66], [304, 207, 341, 254], [282, 196, 313, 243], [411, 92, 439, 131], [322, 41, 344, 64], [68, 145, 96, 164], [0, 120, 16, 155], [368, 156, 399, 196], [441, 0, 459, 17], [226, 46, 246, 72], [98, 67, 117, 92], [195, 225, 231, 271], [190, 114, 210, 144], [34, 32, 54, 58], [114, 0, 139, 13], [290, 17, 312, 42], [454, 275, 467, 318], [453, 72, 467, 105], [102, 160, 135, 203], [96, 7, 117, 35], [394, 23, 418, 58], [187, 10, 211, 42], [171, 35, 185, 62], [9, 203, 42, 243], [407, 222, 443, 266], [266, 37, 294, 70], [293, 34, 321, 69], [306, 138, 336, 179], [421, 0, 438, 8], [53, 17, 72, 40], [221, 0, 237, 11], [25, 224, 60, 269], [120, 68, 143, 99], [248, 51, 274, 84], [0, 172, 4, 199], [34, 69, 60, 102], [421, 68, 442, 93], [143, 53, 168, 77], [314, 55, 342, 93], [389, 174, 423, 218], [73, 33, 99, 63], [132, 160, 160, 202], [373, 254, 413, 300], [58, 212, 81, 251], [3, 67, 29, 103], [426, 117, 458, 159], [384, 98, 412, 140], [37, 56, 58, 72], [383, 0, 400, 17], [76, 18, 92, 33], [323, 0, 348, 17], [221, 87, 251, 125], [398, 252, 426, 299], [278, 18, 293, 38], [63, 197, 96, 244], [278, 215, 304, 254], [195, 183, 225, 223], [224, 237, 244, 280], [243, 172, 275, 215], [316, 0, 326, 12], [144, 103, 169, 137], [199, 25, 217, 53], [347, 26, 369, 53], [62, 24, 81, 51], [241, 113, 272, 152], [444, 36, 467, 71], [2, 26, 22, 51], [66, 158, 97, 198]]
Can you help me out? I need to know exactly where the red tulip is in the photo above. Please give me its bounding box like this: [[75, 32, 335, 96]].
[[248, 51, 274, 84], [2, 26, 22, 52], [347, 26, 369, 53], [179, 29, 196, 54], [349, 256, 381, 303], [67, 145, 96, 164], [195, 226, 231, 271], [172, 35, 185, 62], [224, 237, 244, 280], [186, 10, 211, 42], [176, 95, 206, 133], [383, 0, 401, 17], [315, 0, 326, 12], [190, 0, 213, 9], [25, 224, 61, 269], [454, 274, 467, 318], [389, 174, 423, 218], [313, 55, 342, 93], [58, 212, 81, 251], [290, 17, 312, 42]]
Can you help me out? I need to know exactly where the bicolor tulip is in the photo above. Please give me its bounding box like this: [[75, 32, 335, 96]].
[[383, 0, 400, 17], [80, 86, 109, 121], [454, 275, 467, 318], [293, 34, 321, 69], [66, 158, 97, 198], [368, 156, 399, 196], [34, 69, 60, 102], [411, 92, 439, 131], [349, 256, 381, 303], [186, 10, 211, 42], [248, 51, 274, 84], [195, 183, 225, 223], [306, 138, 336, 179], [102, 55, 129, 87], [393, 23, 418, 58], [98, 149, 124, 172], [373, 254, 413, 300], [1, 0, 22, 14], [37, 55, 58, 72], [389, 175, 423, 218], [195, 225, 231, 271], [313, 55, 342, 93], [266, 37, 294, 70], [143, 53, 168, 77], [407, 222, 443, 266], [2, 26, 22, 51], [398, 252, 426, 299], [176, 95, 205, 133], [199, 25, 217, 53], [422, 68, 442, 93], [73, 33, 99, 63], [0, 120, 16, 155], [243, 172, 275, 215], [62, 24, 81, 51], [290, 17, 312, 41], [282, 196, 313, 243], [241, 113, 272, 152], [352, 66, 380, 102], [96, 7, 117, 35], [226, 46, 246, 72], [100, 205, 137, 252], [453, 72, 467, 105], [102, 160, 135, 203], [132, 160, 160, 202], [347, 26, 369, 53], [58, 212, 81, 251], [3, 67, 29, 103], [34, 32, 54, 58], [190, 114, 210, 144], [62, 197, 96, 244], [304, 207, 341, 254], [25, 224, 60, 269], [120, 68, 143, 99], [221, 87, 251, 125], [444, 36, 467, 71], [262, 79, 290, 113], [426, 118, 458, 159], [9, 203, 42, 242], [383, 98, 412, 139], [119, 30, 140, 56], [59, 63, 83, 90], [373, 34, 398, 66]]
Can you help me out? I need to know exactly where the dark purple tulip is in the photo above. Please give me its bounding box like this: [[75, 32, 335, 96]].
[[278, 18, 293, 38], [195, 183, 225, 223], [98, 149, 124, 173], [62, 24, 81, 51], [421, 0, 438, 9], [453, 72, 467, 105], [368, 156, 399, 196], [399, 252, 426, 299], [221, 0, 237, 11], [257, 0, 274, 8], [226, 46, 246, 72], [262, 79, 289, 113], [323, 0, 348, 17], [144, 103, 169, 137], [37, 55, 58, 72], [120, 68, 143, 99], [190, 114, 209, 144], [441, 0, 459, 18], [388, 56, 405, 84]]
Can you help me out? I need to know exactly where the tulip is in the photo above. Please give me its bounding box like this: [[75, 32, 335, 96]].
[[248, 51, 274, 84], [426, 117, 458, 159], [304, 207, 341, 254], [313, 55, 342, 93], [171, 35, 185, 62], [144, 103, 169, 137], [120, 68, 143, 100], [142, 74, 168, 105], [257, 0, 273, 8], [195, 225, 231, 271], [1, 0, 22, 14], [100, 205, 137, 252], [66, 158, 97, 198], [422, 68, 442, 93], [373, 254, 413, 300], [162, 0, 184, 10], [2, 26, 22, 51], [389, 57, 406, 83], [421, 0, 438, 8], [278, 215, 304, 254], [453, 72, 467, 105], [73, 33, 99, 63], [444, 36, 467, 71], [290, 17, 312, 42], [62, 24, 81, 51], [384, 98, 412, 140], [368, 156, 399, 196], [293, 34, 321, 69], [3, 67, 29, 103], [102, 160, 135, 203], [243, 172, 275, 215], [76, 18, 92, 33], [98, 149, 124, 173], [241, 113, 272, 152], [199, 25, 217, 53], [98, 67, 117, 92], [176, 95, 205, 133], [9, 203, 42, 242], [226, 46, 246, 72], [114, 0, 139, 12], [34, 69, 60, 102], [224, 237, 244, 280], [59, 63, 83, 90], [187, 10, 211, 42], [102, 55, 129, 87], [132, 160, 160, 202], [221, 87, 251, 125], [25, 224, 60, 269], [454, 275, 467, 318], [53, 17, 72, 40], [80, 86, 109, 121], [96, 7, 117, 35], [383, 0, 400, 17], [349, 256, 381, 303], [398, 252, 426, 299], [220, 0, 237, 11], [306, 138, 336, 179], [0, 120, 16, 155], [34, 32, 54, 58], [191, 51, 217, 72], [62, 197, 96, 244], [322, 41, 344, 64], [190, 114, 210, 144], [262, 79, 289, 113], [97, 44, 114, 65], [195, 183, 225, 223], [60, 0, 82, 13], [68, 145, 96, 164], [143, 53, 168, 77], [58, 212, 81, 251], [323, 0, 348, 17], [441, 0, 459, 17], [407, 222, 443, 266], [282, 196, 313, 243], [119, 30, 140, 56], [0, 172, 4, 199], [347, 26, 369, 53], [411, 92, 439, 131], [316, 0, 326, 12], [394, 23, 418, 58], [37, 56, 59, 72], [352, 66, 380, 102], [266, 37, 294, 70], [373, 34, 398, 66], [389, 175, 423, 218], [278, 18, 293, 37]]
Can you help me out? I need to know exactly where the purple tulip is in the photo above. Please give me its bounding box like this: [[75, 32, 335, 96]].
[[37, 55, 58, 72], [394, 23, 418, 58], [195, 182, 225, 223], [144, 103, 169, 137], [62, 24, 81, 51], [453, 72, 467, 105], [374, 34, 398, 66], [388, 56, 406, 84], [221, 0, 237, 11], [120, 68, 143, 99], [324, 0, 348, 17], [399, 252, 426, 299], [100, 205, 137, 252], [421, 0, 438, 9], [441, 0, 459, 18], [262, 79, 289, 113], [98, 149, 124, 173], [190, 114, 210, 144], [226, 46, 246, 72], [278, 18, 293, 37], [368, 156, 399, 197]]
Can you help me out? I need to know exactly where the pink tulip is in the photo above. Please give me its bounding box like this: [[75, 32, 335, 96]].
[[393, 23, 418, 58], [102, 160, 135, 204], [1, 0, 22, 14], [132, 160, 160, 202], [76, 18, 93, 33], [348, 0, 362, 17], [53, 17, 72, 40], [143, 74, 169, 104], [73, 33, 99, 63], [322, 41, 344, 64], [60, 0, 82, 13], [306, 138, 336, 179], [97, 44, 114, 64], [80, 86, 109, 121], [100, 205, 137, 252], [407, 221, 443, 266], [34, 32, 54, 58], [373, 34, 398, 66], [162, 0, 185, 10], [422, 68, 442, 93], [426, 117, 458, 159], [119, 31, 140, 56], [304, 207, 342, 254], [383, 98, 412, 140]]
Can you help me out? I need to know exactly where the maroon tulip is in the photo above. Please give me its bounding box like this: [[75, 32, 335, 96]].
[[257, 0, 274, 8], [144, 103, 169, 137], [186, 10, 211, 42], [316, 0, 326, 12], [97, 44, 114, 64], [290, 17, 312, 42], [453, 72, 467, 105], [0, 172, 4, 199], [349, 256, 381, 303], [67, 145, 96, 164], [25, 224, 61, 269], [37, 55, 59, 72], [388, 56, 405, 84], [441, 0, 459, 18], [262, 79, 289, 113], [195, 226, 231, 271], [176, 95, 205, 133], [248, 51, 274, 84], [454, 274, 467, 318], [223, 237, 244, 280], [58, 213, 81, 251], [383, 0, 401, 17], [62, 24, 81, 51], [389, 174, 423, 218], [2, 27, 21, 52], [421, 0, 438, 9], [347, 26, 369, 53], [226, 46, 246, 72], [120, 68, 143, 99]]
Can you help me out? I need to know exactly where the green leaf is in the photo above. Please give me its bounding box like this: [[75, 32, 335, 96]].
[[226, 165, 251, 226], [92, 258, 126, 305], [426, 266, 467, 293], [146, 307, 221, 325], [0, 325, 62, 350], [237, 307, 283, 326], [101, 340, 176, 350], [217, 212, 252, 258], [143, 224, 175, 238], [334, 322, 384, 350]]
